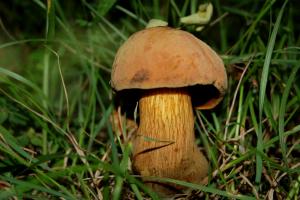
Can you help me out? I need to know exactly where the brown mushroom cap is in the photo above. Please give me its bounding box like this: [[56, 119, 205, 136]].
[[111, 26, 227, 109]]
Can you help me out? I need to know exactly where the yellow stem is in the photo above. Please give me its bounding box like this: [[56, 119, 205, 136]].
[[132, 88, 208, 195]]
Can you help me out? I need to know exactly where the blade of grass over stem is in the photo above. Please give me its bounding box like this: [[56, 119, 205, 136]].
[[257, 0, 288, 183]]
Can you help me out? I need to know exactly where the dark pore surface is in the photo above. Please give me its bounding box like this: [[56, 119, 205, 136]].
[[114, 84, 220, 120]]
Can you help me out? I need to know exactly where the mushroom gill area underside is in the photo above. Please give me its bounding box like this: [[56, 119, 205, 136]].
[[132, 88, 208, 195], [115, 84, 221, 117]]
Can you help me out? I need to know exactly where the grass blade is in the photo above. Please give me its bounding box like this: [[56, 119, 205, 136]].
[[98, 0, 117, 16], [147, 177, 256, 200], [278, 65, 300, 166], [257, 0, 289, 183], [0, 175, 75, 200]]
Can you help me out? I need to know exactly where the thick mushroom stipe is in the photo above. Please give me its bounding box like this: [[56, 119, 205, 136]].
[[133, 88, 208, 194]]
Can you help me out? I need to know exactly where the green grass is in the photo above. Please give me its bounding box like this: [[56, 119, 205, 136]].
[[0, 0, 300, 199]]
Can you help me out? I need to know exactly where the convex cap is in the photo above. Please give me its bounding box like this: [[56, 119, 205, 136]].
[[111, 27, 227, 109]]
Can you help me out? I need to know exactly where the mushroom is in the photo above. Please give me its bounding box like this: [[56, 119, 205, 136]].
[[111, 27, 227, 195]]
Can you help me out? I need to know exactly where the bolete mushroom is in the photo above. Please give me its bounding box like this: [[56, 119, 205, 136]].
[[111, 27, 227, 195]]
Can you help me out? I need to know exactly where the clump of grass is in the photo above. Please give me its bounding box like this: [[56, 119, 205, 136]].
[[0, 0, 299, 199]]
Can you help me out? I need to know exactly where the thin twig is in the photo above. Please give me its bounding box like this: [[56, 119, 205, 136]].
[[224, 57, 253, 140]]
